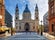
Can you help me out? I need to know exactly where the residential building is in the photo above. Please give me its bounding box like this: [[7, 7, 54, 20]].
[[48, 0, 55, 35], [43, 12, 48, 32], [0, 0, 12, 28], [0, 0, 5, 27], [5, 9, 12, 28]]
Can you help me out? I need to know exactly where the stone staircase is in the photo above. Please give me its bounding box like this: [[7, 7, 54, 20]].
[[6, 32, 48, 40]]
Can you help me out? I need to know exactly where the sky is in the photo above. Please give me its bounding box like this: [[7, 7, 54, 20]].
[[4, 0, 48, 27]]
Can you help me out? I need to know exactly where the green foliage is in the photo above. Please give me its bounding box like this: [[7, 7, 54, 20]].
[[38, 25, 44, 32]]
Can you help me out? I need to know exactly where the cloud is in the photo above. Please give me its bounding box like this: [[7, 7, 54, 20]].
[[37, 0, 48, 24], [27, 0, 48, 24], [27, 0, 37, 20], [28, 0, 48, 19], [38, 0, 48, 19]]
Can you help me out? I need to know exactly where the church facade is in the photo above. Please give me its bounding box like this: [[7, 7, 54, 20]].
[[15, 4, 39, 32]]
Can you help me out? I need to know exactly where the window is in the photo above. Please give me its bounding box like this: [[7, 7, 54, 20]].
[[19, 26, 21, 30], [36, 17, 38, 19], [33, 26, 35, 29], [16, 17, 18, 19], [51, 6, 54, 14], [0, 0, 2, 3], [16, 23, 17, 25], [50, 6, 54, 15]]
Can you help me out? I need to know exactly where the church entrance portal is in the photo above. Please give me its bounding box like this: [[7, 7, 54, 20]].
[[24, 23, 30, 32]]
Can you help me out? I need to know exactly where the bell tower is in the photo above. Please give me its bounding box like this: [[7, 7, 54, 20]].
[[35, 4, 39, 20], [15, 4, 19, 29], [35, 4, 39, 32], [0, 0, 5, 27], [15, 4, 19, 20]]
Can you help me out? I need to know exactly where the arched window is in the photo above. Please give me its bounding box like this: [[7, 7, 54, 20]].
[[16, 17, 18, 19], [51, 6, 54, 15]]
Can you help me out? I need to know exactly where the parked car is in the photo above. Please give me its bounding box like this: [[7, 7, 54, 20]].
[[0, 26, 10, 34]]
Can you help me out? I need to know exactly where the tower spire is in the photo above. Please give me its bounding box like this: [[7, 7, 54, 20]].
[[16, 4, 19, 11], [35, 4, 38, 11], [35, 4, 39, 20], [25, 3, 28, 7]]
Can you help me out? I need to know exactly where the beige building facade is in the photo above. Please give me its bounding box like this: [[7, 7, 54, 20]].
[[15, 4, 39, 32]]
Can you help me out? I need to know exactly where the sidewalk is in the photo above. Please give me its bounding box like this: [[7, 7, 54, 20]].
[[5, 31, 11, 37], [0, 34, 5, 38], [0, 33, 11, 38], [43, 32, 55, 40], [6, 33, 11, 37]]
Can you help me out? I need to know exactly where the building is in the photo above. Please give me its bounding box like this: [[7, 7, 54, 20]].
[[15, 4, 39, 32], [0, 0, 5, 27], [0, 0, 12, 28], [43, 12, 48, 32], [48, 0, 55, 35], [5, 9, 12, 28]]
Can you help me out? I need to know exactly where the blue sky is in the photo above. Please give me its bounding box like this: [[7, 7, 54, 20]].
[[4, 0, 48, 27]]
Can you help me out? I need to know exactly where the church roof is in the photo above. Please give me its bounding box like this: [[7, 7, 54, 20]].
[[16, 4, 19, 12], [36, 4, 38, 8], [23, 4, 30, 13], [16, 4, 18, 8]]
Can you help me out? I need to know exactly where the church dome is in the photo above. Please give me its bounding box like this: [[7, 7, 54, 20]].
[[23, 4, 31, 20], [23, 4, 30, 13]]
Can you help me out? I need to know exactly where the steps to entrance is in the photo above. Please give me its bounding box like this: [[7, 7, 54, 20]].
[[1, 32, 48, 40]]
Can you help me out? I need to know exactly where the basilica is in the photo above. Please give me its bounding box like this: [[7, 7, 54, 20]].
[[15, 4, 39, 32]]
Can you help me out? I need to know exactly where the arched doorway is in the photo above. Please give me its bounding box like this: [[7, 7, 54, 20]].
[[24, 23, 30, 32], [52, 24, 54, 32]]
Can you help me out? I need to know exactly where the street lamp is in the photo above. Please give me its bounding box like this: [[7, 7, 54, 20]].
[[40, 20, 43, 36], [11, 22, 13, 36]]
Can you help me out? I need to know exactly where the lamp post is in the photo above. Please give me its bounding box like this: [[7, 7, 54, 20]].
[[40, 20, 43, 36], [11, 22, 13, 36]]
